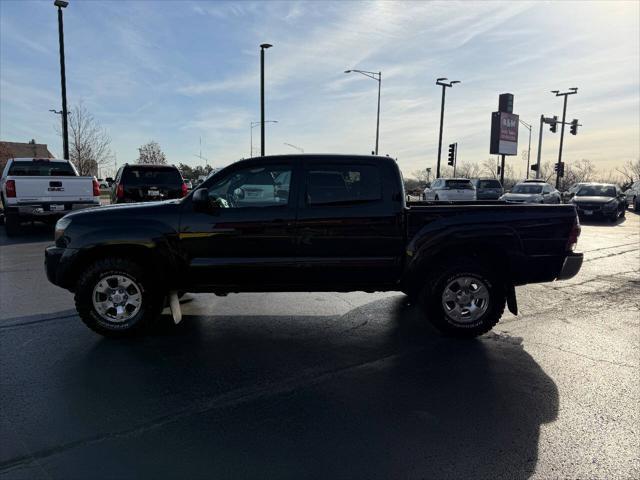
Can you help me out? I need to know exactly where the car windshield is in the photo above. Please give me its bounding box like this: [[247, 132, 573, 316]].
[[123, 167, 182, 186], [576, 185, 616, 197], [8, 160, 76, 176], [512, 184, 543, 194], [477, 180, 501, 189], [445, 180, 473, 189]]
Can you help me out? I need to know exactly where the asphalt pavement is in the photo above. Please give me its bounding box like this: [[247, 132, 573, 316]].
[[1, 211, 638, 479]]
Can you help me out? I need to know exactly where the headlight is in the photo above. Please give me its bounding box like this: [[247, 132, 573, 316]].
[[603, 199, 617, 210], [54, 216, 72, 242], [534, 194, 544, 202]]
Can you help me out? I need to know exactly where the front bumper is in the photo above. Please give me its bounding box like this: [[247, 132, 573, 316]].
[[556, 253, 583, 280], [45, 246, 78, 288]]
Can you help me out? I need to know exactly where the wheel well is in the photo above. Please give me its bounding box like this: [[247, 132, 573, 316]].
[[66, 245, 166, 291]]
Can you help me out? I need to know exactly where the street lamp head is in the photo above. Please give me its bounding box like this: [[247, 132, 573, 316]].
[[54, 0, 69, 8], [436, 77, 447, 81], [451, 80, 461, 85], [570, 87, 578, 92], [260, 43, 272, 49], [344, 70, 352, 73], [551, 90, 559, 94]]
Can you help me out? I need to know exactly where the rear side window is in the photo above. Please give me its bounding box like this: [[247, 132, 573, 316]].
[[477, 180, 501, 189], [307, 164, 381, 205], [445, 180, 474, 189], [123, 167, 182, 186], [8, 160, 76, 176]]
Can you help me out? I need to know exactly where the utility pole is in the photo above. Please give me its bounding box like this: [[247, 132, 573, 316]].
[[54, 0, 70, 160], [500, 154, 505, 185], [551, 88, 578, 188], [535, 115, 544, 179], [435, 78, 461, 178], [260, 43, 272, 157]]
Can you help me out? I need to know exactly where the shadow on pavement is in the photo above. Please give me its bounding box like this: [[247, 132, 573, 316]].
[[579, 215, 627, 227], [1, 297, 558, 480]]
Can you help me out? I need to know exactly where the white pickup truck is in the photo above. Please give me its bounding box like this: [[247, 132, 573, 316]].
[[1, 158, 100, 236]]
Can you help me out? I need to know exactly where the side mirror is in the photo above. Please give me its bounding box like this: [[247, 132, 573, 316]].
[[192, 188, 210, 211]]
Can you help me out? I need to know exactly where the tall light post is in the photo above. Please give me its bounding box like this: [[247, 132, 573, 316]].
[[344, 69, 382, 154], [519, 119, 532, 179], [551, 87, 578, 188], [284, 142, 304, 153], [435, 78, 460, 178], [54, 0, 70, 160], [260, 43, 272, 156], [251, 120, 277, 157]]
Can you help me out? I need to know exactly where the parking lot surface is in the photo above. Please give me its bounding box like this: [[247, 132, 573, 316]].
[[1, 212, 638, 479]]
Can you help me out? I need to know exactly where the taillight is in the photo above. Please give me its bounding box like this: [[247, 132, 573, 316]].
[[116, 183, 124, 199], [181, 183, 188, 197], [5, 180, 16, 198], [92, 178, 100, 196], [567, 216, 581, 252]]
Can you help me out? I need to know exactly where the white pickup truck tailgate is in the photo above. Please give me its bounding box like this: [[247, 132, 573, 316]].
[[13, 176, 96, 202]]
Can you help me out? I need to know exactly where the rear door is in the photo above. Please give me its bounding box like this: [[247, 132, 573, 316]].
[[294, 158, 404, 287]]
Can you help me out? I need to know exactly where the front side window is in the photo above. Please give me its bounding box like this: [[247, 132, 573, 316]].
[[307, 164, 381, 206], [207, 165, 291, 208]]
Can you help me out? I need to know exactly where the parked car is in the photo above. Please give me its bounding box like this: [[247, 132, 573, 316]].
[[624, 181, 640, 210], [571, 183, 627, 222], [500, 181, 561, 204], [1, 157, 100, 236], [562, 182, 589, 203], [111, 164, 188, 204], [46, 154, 582, 339], [422, 178, 476, 201], [470, 178, 503, 200]]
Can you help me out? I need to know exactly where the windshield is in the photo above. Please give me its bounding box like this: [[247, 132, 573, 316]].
[[123, 167, 182, 186], [477, 180, 502, 189], [445, 180, 473, 189], [576, 185, 616, 197], [8, 160, 76, 176], [512, 184, 542, 194]]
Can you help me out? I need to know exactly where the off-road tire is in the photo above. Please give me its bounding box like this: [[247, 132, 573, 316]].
[[75, 257, 164, 338], [421, 259, 506, 338]]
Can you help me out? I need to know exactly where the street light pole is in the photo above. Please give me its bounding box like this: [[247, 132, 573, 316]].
[[535, 115, 544, 179], [344, 69, 382, 154], [519, 119, 532, 179], [54, 0, 70, 160], [552, 88, 578, 188], [260, 43, 272, 157], [435, 78, 460, 178], [251, 120, 277, 157]]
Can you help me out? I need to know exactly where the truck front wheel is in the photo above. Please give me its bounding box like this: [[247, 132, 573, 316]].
[[421, 260, 505, 337], [74, 257, 164, 337]]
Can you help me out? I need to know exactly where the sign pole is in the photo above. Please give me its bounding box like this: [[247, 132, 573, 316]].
[[536, 115, 544, 179], [500, 154, 505, 185]]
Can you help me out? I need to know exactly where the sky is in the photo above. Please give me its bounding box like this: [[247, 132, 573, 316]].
[[1, 0, 638, 178]]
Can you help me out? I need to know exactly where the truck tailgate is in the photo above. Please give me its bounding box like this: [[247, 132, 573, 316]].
[[12, 176, 96, 202]]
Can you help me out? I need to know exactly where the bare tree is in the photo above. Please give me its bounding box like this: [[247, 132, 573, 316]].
[[481, 158, 499, 179], [66, 104, 113, 176], [411, 168, 433, 183], [137, 141, 167, 165], [615, 159, 640, 186]]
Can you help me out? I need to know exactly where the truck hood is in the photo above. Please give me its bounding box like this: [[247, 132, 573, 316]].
[[64, 199, 182, 221]]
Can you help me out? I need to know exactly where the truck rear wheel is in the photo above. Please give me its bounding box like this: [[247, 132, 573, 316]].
[[74, 257, 164, 337], [421, 260, 505, 338]]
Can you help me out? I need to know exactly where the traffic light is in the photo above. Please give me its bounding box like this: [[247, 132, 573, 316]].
[[447, 143, 456, 166], [554, 162, 565, 177], [549, 115, 558, 133], [570, 119, 579, 135], [530, 164, 539, 172]]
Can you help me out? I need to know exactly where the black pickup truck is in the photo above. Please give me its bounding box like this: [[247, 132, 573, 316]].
[[45, 155, 583, 338]]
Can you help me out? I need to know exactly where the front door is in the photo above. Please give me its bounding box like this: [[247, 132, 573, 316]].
[[179, 160, 299, 290]]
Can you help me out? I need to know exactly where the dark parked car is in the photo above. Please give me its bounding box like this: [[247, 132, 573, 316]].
[[46, 155, 582, 339], [570, 183, 627, 222], [470, 178, 503, 200], [111, 164, 187, 204]]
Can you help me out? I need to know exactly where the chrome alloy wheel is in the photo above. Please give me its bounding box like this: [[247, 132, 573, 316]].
[[441, 276, 490, 324], [92, 274, 142, 323]]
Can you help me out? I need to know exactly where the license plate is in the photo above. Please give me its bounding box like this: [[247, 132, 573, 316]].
[[50, 204, 65, 211], [584, 210, 593, 215], [147, 190, 160, 197]]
